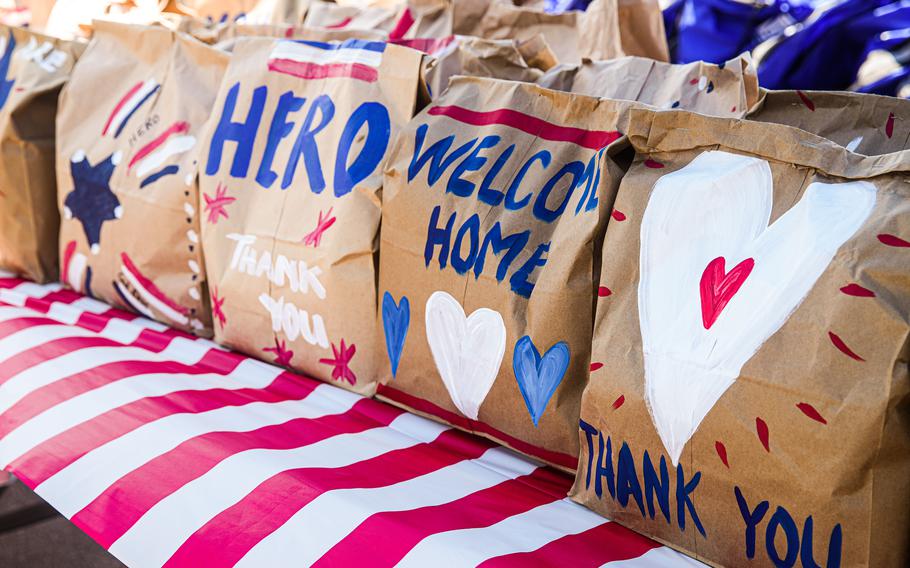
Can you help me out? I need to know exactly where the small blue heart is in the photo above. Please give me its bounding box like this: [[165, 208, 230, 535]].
[[512, 336, 570, 427], [382, 291, 410, 377]]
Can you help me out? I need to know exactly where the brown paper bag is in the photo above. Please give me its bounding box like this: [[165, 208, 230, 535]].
[[56, 21, 228, 334], [616, 0, 668, 62], [0, 25, 83, 283], [539, 54, 760, 118], [377, 76, 636, 469], [574, 108, 910, 567], [198, 37, 424, 394], [404, 34, 554, 97], [747, 89, 910, 157], [303, 0, 397, 32]]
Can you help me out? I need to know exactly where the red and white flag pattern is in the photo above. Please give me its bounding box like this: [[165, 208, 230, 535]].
[[0, 277, 702, 568]]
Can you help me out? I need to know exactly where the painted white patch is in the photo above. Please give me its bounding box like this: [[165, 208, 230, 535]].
[[183, 203, 195, 217], [63, 206, 72, 220], [638, 150, 876, 465], [188, 260, 200, 274], [114, 205, 123, 219], [71, 150, 85, 163], [111, 151, 122, 166], [135, 136, 196, 177], [697, 75, 708, 90], [185, 173, 194, 186], [66, 253, 86, 292], [424, 291, 506, 420], [188, 287, 200, 301], [186, 229, 199, 244], [90, 244, 100, 255], [846, 136, 863, 152]]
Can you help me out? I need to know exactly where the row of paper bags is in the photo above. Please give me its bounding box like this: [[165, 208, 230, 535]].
[[1, 15, 908, 568]]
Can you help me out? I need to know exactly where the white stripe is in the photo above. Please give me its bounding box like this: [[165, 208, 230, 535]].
[[120, 266, 188, 326], [135, 135, 196, 177], [238, 445, 538, 568], [603, 546, 706, 567], [110, 413, 448, 568], [269, 42, 382, 68], [0, 339, 217, 416], [0, 306, 41, 324], [115, 280, 156, 319], [38, 383, 360, 517], [397, 498, 607, 568], [110, 79, 158, 134], [1, 281, 64, 299], [0, 358, 282, 468], [0, 325, 97, 364]]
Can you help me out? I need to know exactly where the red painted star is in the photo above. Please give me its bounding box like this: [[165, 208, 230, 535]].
[[319, 339, 357, 385], [203, 183, 235, 224], [264, 338, 294, 367], [302, 208, 336, 247], [211, 287, 226, 328]]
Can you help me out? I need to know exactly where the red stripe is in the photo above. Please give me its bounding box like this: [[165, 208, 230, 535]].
[[128, 122, 190, 170], [0, 351, 239, 438], [267, 60, 378, 82], [377, 384, 578, 470], [103, 81, 144, 136], [478, 521, 662, 567], [315, 467, 570, 568], [61, 240, 77, 284], [427, 106, 621, 151], [121, 253, 190, 316], [164, 428, 493, 567], [388, 7, 415, 40], [325, 16, 352, 29], [9, 371, 314, 487], [72, 398, 404, 548], [390, 36, 456, 55]]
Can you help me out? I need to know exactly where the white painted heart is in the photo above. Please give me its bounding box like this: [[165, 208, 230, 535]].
[[425, 291, 506, 420], [638, 150, 876, 465]]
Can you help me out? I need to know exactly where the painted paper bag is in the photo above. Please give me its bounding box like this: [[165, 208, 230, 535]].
[[574, 108, 910, 567], [747, 89, 910, 156], [303, 0, 397, 32], [0, 26, 83, 283], [539, 55, 760, 118], [56, 21, 228, 334], [198, 37, 424, 394], [378, 76, 634, 469]]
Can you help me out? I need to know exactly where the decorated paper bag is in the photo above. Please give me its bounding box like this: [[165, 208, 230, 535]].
[[748, 89, 910, 156], [213, 23, 385, 51], [0, 26, 83, 283], [57, 21, 228, 334], [303, 0, 397, 32], [539, 55, 760, 118], [574, 109, 910, 567], [198, 37, 424, 394], [377, 76, 634, 469]]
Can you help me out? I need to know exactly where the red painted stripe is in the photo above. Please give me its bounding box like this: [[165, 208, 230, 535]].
[[377, 384, 578, 470], [477, 520, 661, 568], [828, 331, 865, 362], [9, 371, 313, 487], [164, 428, 493, 567], [878, 233, 910, 248], [121, 252, 190, 316], [388, 6, 415, 40], [267, 60, 378, 82], [325, 16, 352, 29], [314, 467, 569, 568], [61, 240, 77, 284], [0, 351, 239, 438], [391, 36, 456, 55], [427, 106, 621, 151], [128, 121, 190, 170], [840, 283, 875, 297], [72, 399, 404, 548], [102, 81, 144, 136]]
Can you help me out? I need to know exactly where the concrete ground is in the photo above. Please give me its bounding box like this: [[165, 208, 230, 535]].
[[0, 476, 125, 567]]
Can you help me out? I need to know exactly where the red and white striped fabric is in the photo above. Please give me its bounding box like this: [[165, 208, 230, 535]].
[[0, 277, 702, 568]]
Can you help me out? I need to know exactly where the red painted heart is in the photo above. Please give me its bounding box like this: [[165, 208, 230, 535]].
[[700, 256, 755, 329]]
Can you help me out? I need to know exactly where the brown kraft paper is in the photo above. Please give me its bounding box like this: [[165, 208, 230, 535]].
[[573, 108, 910, 567]]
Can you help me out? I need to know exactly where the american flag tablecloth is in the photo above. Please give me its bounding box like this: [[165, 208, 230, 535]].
[[0, 278, 701, 568]]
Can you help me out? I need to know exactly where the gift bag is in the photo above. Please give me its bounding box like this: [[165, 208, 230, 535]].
[[198, 36, 425, 393], [56, 21, 228, 334], [539, 54, 760, 118], [378, 77, 634, 469], [0, 25, 83, 282], [574, 108, 910, 567]]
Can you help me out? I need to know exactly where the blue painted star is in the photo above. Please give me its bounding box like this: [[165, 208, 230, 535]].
[[0, 30, 17, 112], [64, 151, 123, 254]]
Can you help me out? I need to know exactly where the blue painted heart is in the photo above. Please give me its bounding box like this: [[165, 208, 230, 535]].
[[382, 291, 410, 377], [512, 336, 570, 427]]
